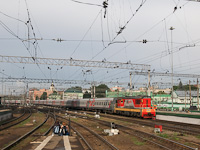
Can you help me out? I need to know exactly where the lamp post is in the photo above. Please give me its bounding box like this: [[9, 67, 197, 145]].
[[170, 26, 175, 112], [2, 69, 4, 96]]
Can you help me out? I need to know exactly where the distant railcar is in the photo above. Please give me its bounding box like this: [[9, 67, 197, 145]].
[[3, 96, 156, 118]]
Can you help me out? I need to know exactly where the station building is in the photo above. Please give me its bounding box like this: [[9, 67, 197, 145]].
[[63, 89, 83, 100]]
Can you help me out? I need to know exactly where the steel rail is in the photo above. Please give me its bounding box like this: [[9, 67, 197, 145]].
[[2, 112, 49, 150], [43, 112, 56, 136], [70, 126, 94, 150], [84, 111, 200, 136], [55, 112, 93, 150], [56, 115, 118, 150], [66, 112, 172, 150], [68, 111, 197, 150]]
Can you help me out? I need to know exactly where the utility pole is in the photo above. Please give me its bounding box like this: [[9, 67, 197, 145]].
[[94, 83, 96, 98], [189, 80, 191, 107], [2, 69, 4, 107], [91, 84, 93, 98], [2, 69, 4, 96], [170, 26, 175, 112], [197, 78, 199, 111], [129, 72, 132, 90], [91, 82, 96, 98], [185, 90, 186, 111], [129, 72, 133, 96], [25, 83, 28, 106], [148, 70, 151, 97]]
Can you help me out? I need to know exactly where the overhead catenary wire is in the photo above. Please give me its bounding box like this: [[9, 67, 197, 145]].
[[90, 0, 148, 60], [105, 1, 190, 61], [70, 9, 103, 57], [1, 0, 200, 89], [0, 11, 25, 24], [70, 0, 103, 7], [68, 9, 103, 80]]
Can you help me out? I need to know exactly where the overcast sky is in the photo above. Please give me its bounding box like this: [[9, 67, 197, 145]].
[[1, 0, 200, 92]]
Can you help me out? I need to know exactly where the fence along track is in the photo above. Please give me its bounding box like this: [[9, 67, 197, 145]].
[[56, 115, 119, 150]]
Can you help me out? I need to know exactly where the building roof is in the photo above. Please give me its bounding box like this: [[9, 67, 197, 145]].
[[153, 94, 171, 98], [64, 89, 82, 93], [175, 90, 198, 97]]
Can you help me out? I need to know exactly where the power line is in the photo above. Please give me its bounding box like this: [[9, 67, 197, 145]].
[[70, 9, 103, 57], [70, 0, 102, 7], [91, 0, 148, 60], [105, 1, 190, 61]]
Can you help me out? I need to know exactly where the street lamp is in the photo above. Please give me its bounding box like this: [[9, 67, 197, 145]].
[[170, 26, 175, 112]]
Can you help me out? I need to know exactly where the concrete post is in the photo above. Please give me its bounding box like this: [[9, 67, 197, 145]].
[[148, 70, 151, 97], [197, 78, 199, 111]]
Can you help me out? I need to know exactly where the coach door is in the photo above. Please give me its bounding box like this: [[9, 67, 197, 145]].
[[86, 100, 90, 109]]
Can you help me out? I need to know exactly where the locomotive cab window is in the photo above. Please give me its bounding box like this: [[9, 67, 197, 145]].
[[135, 99, 140, 104]]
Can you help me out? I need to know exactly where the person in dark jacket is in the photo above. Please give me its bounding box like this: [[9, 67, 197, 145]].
[[59, 122, 69, 136], [53, 121, 60, 134]]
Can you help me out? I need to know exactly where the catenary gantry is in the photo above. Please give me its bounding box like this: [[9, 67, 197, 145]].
[[0, 55, 150, 71], [130, 71, 200, 78]]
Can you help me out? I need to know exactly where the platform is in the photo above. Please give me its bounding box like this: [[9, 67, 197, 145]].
[[0, 109, 12, 122], [31, 133, 83, 150], [156, 111, 200, 125], [157, 110, 200, 119]]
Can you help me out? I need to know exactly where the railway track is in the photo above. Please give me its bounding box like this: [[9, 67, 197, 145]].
[[65, 111, 199, 150], [1, 111, 56, 150], [57, 115, 119, 150], [80, 110, 200, 136], [0, 108, 32, 132]]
